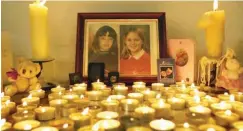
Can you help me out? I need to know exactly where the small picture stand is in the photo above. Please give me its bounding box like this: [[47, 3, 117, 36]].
[[69, 73, 82, 85], [157, 58, 175, 86], [88, 63, 105, 89], [108, 72, 119, 86]]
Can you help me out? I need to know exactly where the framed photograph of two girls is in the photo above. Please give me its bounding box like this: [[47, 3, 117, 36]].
[[75, 12, 167, 84]]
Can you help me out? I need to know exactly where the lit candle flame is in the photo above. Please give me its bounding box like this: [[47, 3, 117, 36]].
[[127, 99, 133, 104], [92, 123, 100, 131], [158, 101, 164, 106], [80, 95, 84, 99], [181, 80, 185, 83], [0, 119, 6, 127], [194, 95, 201, 103], [41, 107, 46, 112], [103, 121, 109, 128], [224, 92, 229, 95], [40, 0, 46, 6], [172, 97, 178, 102], [196, 106, 205, 112], [24, 124, 32, 130], [63, 123, 69, 129], [107, 97, 112, 102], [156, 94, 161, 99], [183, 122, 190, 128], [5, 100, 10, 105], [181, 84, 186, 89], [239, 92, 243, 95], [213, 0, 218, 11], [205, 95, 211, 99], [97, 79, 100, 83], [207, 128, 216, 131], [230, 95, 235, 102], [56, 85, 61, 88], [28, 94, 32, 99], [37, 89, 42, 92], [81, 108, 89, 115], [69, 88, 73, 92], [23, 110, 28, 114], [23, 102, 28, 106], [219, 101, 225, 108], [58, 92, 62, 95], [225, 110, 232, 116], [191, 83, 195, 88]]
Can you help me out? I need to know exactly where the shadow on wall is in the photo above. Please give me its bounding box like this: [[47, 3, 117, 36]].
[[234, 40, 243, 66]]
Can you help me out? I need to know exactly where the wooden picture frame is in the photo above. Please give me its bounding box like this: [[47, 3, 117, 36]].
[[75, 12, 167, 85]]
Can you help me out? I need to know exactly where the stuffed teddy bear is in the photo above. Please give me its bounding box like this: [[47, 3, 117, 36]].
[[4, 60, 41, 96]]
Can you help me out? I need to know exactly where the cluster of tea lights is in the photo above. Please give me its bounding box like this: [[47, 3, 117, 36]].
[[1, 80, 243, 131]]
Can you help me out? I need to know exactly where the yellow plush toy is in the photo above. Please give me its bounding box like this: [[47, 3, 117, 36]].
[[4, 60, 41, 96]]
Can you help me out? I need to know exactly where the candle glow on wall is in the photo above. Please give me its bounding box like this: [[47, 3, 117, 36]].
[[29, 0, 49, 60]]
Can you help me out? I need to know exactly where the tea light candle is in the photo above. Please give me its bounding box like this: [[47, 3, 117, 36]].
[[51, 85, 65, 93], [128, 93, 144, 103], [17, 102, 37, 112], [4, 100, 16, 113], [1, 105, 10, 118], [231, 121, 243, 130], [69, 108, 91, 129], [151, 101, 172, 119], [198, 124, 226, 131], [49, 99, 68, 119], [149, 119, 175, 131], [132, 84, 146, 92], [73, 95, 90, 110], [112, 82, 126, 87], [135, 106, 155, 122], [21, 94, 40, 105], [177, 84, 190, 94], [86, 91, 103, 101], [12, 110, 35, 122], [175, 94, 192, 100], [35, 106, 55, 121], [151, 83, 164, 91], [99, 87, 111, 98], [190, 90, 206, 97], [14, 120, 40, 131], [141, 90, 156, 101], [189, 106, 211, 118], [233, 92, 243, 102], [133, 81, 146, 86], [218, 92, 230, 101], [73, 83, 87, 95], [96, 111, 119, 120], [62, 104, 78, 117], [210, 102, 232, 113], [48, 92, 63, 101], [148, 94, 166, 105], [113, 86, 128, 95], [175, 122, 198, 131], [187, 96, 209, 107], [92, 79, 105, 90], [232, 104, 243, 119], [121, 99, 139, 112], [109, 95, 126, 102], [29, 89, 45, 98], [92, 119, 120, 131], [48, 119, 74, 131], [62, 94, 79, 103], [215, 110, 240, 126], [87, 105, 102, 118], [120, 116, 141, 130], [101, 97, 119, 112], [202, 95, 220, 105], [0, 119, 12, 131], [1, 93, 10, 102], [167, 97, 186, 110], [32, 126, 59, 131]]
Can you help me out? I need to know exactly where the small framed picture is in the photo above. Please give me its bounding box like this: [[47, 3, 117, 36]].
[[157, 58, 175, 85], [69, 73, 82, 85]]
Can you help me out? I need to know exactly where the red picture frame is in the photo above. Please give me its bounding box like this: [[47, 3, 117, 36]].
[[75, 12, 167, 85]]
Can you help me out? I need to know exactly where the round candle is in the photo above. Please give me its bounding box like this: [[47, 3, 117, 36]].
[[112, 82, 126, 87], [113, 86, 128, 96], [215, 110, 240, 126], [101, 98, 119, 112], [109, 95, 126, 102], [73, 95, 90, 110], [202, 95, 220, 105], [4, 100, 16, 113], [73, 83, 87, 95], [128, 93, 144, 103], [187, 96, 209, 107], [121, 99, 139, 112], [151, 101, 172, 119], [231, 121, 243, 130], [35, 106, 56, 121], [232, 104, 243, 119], [62, 94, 79, 103], [218, 93, 230, 101], [198, 124, 226, 131], [87, 105, 102, 118], [135, 106, 155, 123], [167, 97, 186, 110], [48, 92, 63, 101], [119, 115, 140, 130], [190, 90, 206, 97], [175, 94, 192, 100], [92, 80, 105, 90], [17, 102, 37, 112], [86, 91, 103, 101], [21, 94, 40, 105], [61, 104, 78, 117], [175, 122, 198, 131], [133, 81, 146, 86], [132, 84, 146, 92], [210, 102, 232, 113], [96, 111, 119, 120], [141, 90, 156, 101], [149, 119, 175, 131], [233, 92, 243, 102], [188, 106, 211, 119], [29, 89, 45, 98], [92, 119, 120, 131], [12, 110, 35, 122], [13, 120, 40, 131], [99, 88, 111, 98], [48, 119, 74, 131], [151, 83, 164, 91], [49, 99, 68, 119], [148, 97, 166, 106], [32, 126, 59, 131], [0, 119, 12, 131], [69, 108, 91, 129], [1, 105, 10, 118], [51, 86, 65, 93]]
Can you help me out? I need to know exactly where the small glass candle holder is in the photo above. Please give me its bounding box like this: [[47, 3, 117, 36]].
[[101, 98, 119, 112], [120, 115, 141, 131], [13, 120, 40, 131], [29, 89, 45, 98], [35, 106, 56, 121], [16, 102, 37, 112], [96, 111, 119, 120], [48, 119, 74, 131], [48, 92, 63, 101], [12, 110, 35, 122], [62, 104, 78, 117], [134, 106, 155, 123], [149, 119, 175, 131], [121, 99, 139, 112]]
